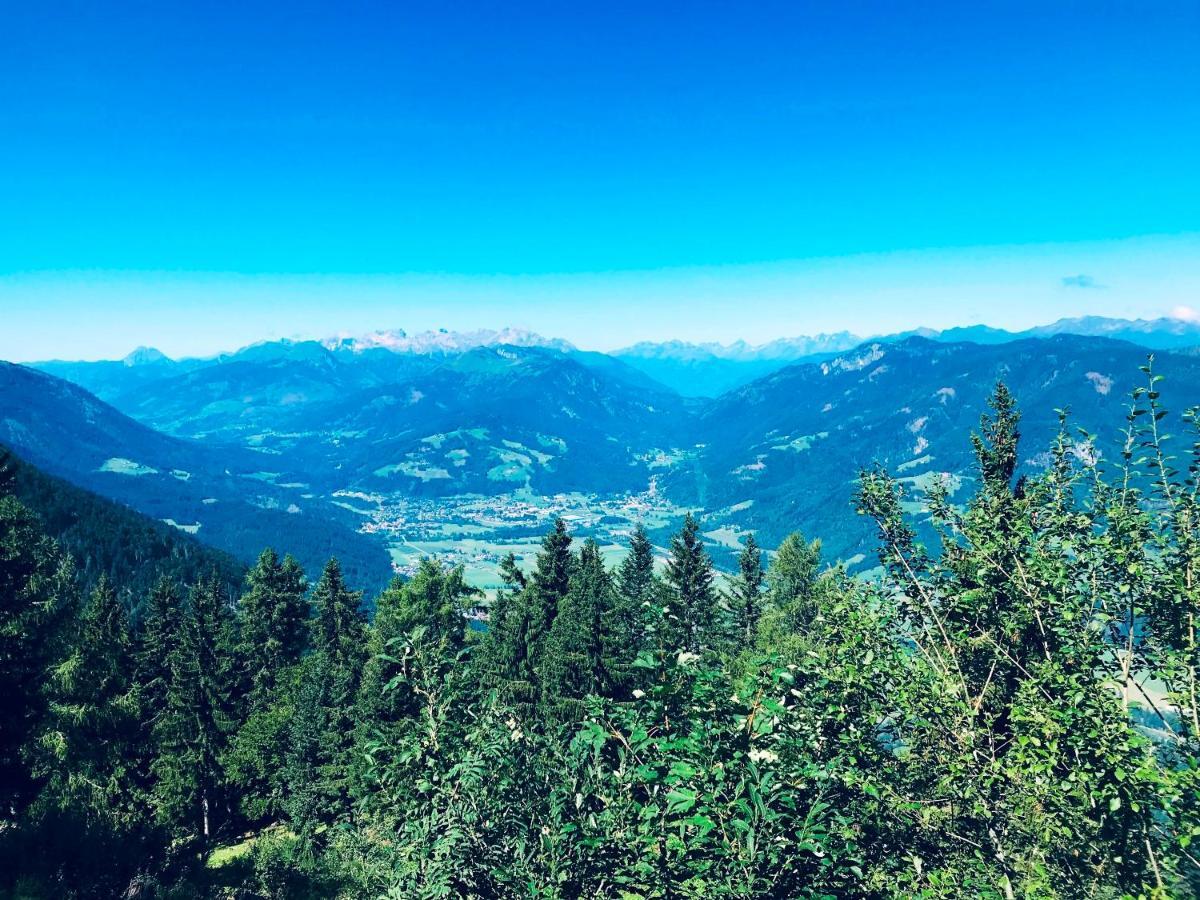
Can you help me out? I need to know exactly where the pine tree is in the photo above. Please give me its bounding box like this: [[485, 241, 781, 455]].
[[284, 558, 365, 836], [137, 577, 182, 718], [542, 540, 616, 713], [238, 548, 308, 707], [767, 531, 823, 628], [479, 552, 525, 670], [664, 513, 721, 653], [945, 382, 1032, 727], [477, 554, 536, 707], [0, 493, 76, 821], [151, 575, 236, 841], [498, 550, 527, 592], [476, 522, 574, 711], [528, 518, 574, 666], [360, 559, 473, 725], [617, 524, 656, 602], [312, 557, 366, 675], [225, 551, 308, 825], [727, 533, 765, 646], [971, 380, 1020, 492], [283, 668, 328, 840], [616, 523, 658, 652], [39, 577, 144, 825], [482, 551, 524, 643]]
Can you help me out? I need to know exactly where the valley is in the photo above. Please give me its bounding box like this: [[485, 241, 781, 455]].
[[347, 485, 693, 594], [12, 317, 1200, 596]]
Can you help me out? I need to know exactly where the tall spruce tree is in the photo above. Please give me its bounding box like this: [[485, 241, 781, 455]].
[[477, 521, 574, 712], [238, 548, 308, 707], [0, 492, 76, 821], [312, 557, 366, 675], [133, 577, 187, 830], [528, 518, 574, 666], [542, 540, 616, 713], [137, 578, 183, 718], [151, 575, 236, 841], [498, 550, 527, 592], [283, 667, 328, 841], [481, 551, 525, 660], [727, 533, 765, 646], [225, 552, 308, 824], [38, 577, 144, 826], [664, 513, 721, 653], [478, 552, 536, 705], [285, 558, 365, 836], [615, 523, 657, 652]]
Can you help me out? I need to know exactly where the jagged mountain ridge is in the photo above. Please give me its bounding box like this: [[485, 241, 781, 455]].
[[321, 326, 576, 355], [37, 315, 1200, 403]]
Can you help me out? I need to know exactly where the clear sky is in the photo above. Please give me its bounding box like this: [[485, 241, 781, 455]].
[[2, 2, 1198, 360]]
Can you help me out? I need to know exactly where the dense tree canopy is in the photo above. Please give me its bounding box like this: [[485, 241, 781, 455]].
[[2, 369, 1200, 897]]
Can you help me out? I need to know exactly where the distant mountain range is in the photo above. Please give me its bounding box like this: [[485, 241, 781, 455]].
[[14, 314, 1200, 581], [39, 316, 1200, 400], [616, 332, 862, 363], [614, 316, 1200, 396], [612, 334, 862, 397]]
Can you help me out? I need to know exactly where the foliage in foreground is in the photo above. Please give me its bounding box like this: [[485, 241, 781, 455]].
[[1, 366, 1200, 897]]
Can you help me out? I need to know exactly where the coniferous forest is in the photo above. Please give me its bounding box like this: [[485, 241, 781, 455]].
[[5, 370, 1200, 899]]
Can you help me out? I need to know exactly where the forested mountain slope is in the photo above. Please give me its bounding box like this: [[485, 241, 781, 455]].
[[288, 345, 692, 496], [0, 363, 391, 591], [1, 446, 244, 611], [674, 334, 1200, 562], [34, 342, 685, 496]]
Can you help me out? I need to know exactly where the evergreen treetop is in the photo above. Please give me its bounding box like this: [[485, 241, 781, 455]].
[[664, 512, 721, 653]]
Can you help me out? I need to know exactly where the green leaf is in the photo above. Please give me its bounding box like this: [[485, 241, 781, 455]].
[[666, 788, 697, 814]]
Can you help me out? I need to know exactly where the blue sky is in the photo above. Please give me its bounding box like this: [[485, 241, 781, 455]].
[[2, 1, 1198, 360]]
